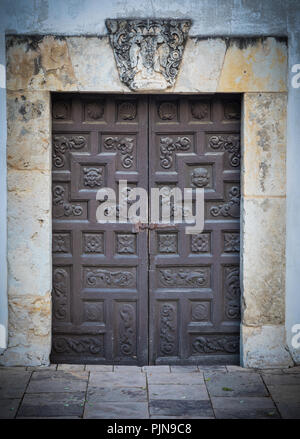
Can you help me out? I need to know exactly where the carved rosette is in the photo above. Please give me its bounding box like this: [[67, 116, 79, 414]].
[[106, 19, 191, 91]]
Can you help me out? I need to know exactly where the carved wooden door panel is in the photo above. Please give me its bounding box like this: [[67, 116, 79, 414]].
[[51, 94, 241, 365], [149, 96, 241, 365], [51, 94, 148, 364]]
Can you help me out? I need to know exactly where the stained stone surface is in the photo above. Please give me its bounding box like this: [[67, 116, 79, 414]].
[[6, 36, 287, 94]]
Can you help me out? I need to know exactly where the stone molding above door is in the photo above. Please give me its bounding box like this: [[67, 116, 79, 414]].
[[1, 33, 291, 368]]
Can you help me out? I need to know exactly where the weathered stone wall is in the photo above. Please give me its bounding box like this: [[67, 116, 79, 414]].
[[1, 34, 291, 367]]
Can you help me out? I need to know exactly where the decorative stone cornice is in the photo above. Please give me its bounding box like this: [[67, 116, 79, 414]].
[[105, 19, 191, 91]]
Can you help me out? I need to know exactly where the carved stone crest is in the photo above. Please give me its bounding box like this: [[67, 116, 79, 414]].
[[105, 19, 191, 91]]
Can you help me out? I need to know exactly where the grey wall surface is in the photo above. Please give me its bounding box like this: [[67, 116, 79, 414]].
[[0, 0, 299, 361]]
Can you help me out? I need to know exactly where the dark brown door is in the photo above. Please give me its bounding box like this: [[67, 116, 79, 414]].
[[51, 94, 241, 365]]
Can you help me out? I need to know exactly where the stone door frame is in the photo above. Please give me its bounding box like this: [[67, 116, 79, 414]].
[[1, 35, 293, 367]]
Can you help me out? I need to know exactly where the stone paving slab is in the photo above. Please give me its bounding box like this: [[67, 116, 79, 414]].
[[26, 370, 88, 393], [0, 399, 20, 418], [89, 371, 146, 388], [17, 392, 85, 418], [211, 396, 279, 419], [1, 364, 300, 418], [204, 372, 268, 397], [84, 402, 149, 419], [262, 373, 300, 385], [149, 400, 214, 418], [266, 384, 300, 403], [149, 384, 209, 400], [0, 369, 32, 398], [276, 402, 300, 419], [87, 386, 147, 402], [147, 372, 205, 385]]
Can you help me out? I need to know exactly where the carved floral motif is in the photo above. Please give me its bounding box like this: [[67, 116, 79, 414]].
[[191, 234, 210, 253], [116, 234, 136, 254], [103, 136, 134, 168], [160, 304, 176, 356], [83, 167, 103, 188], [52, 135, 87, 168], [159, 267, 209, 288], [83, 234, 104, 253], [210, 186, 240, 218], [158, 234, 177, 253], [53, 233, 71, 253], [208, 134, 240, 167], [106, 19, 191, 91], [160, 136, 191, 169], [224, 233, 240, 252], [85, 268, 135, 288], [192, 335, 239, 354], [119, 304, 135, 356]]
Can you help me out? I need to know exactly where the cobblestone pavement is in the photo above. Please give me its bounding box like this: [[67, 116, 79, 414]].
[[0, 364, 300, 419]]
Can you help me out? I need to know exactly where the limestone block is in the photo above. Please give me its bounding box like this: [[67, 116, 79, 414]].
[[7, 91, 50, 171], [0, 293, 51, 367], [242, 197, 286, 326], [7, 169, 51, 298], [242, 325, 293, 368], [243, 93, 287, 196], [174, 38, 226, 92], [218, 37, 287, 92], [6, 36, 77, 91], [66, 37, 127, 92]]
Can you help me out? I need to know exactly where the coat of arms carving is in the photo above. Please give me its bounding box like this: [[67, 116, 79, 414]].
[[105, 19, 191, 91]]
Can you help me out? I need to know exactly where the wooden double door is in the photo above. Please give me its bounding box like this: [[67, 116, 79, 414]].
[[51, 93, 241, 365]]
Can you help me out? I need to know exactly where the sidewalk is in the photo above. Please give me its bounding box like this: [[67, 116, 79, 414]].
[[0, 364, 299, 419]]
